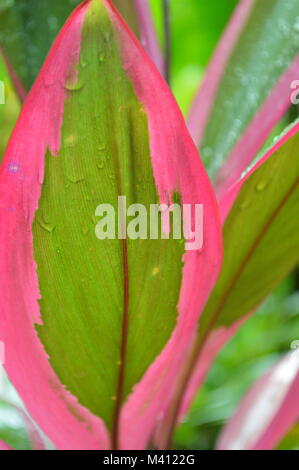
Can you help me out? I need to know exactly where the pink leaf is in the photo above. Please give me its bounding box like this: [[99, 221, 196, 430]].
[[133, 0, 164, 76], [217, 349, 299, 450], [187, 0, 254, 145]]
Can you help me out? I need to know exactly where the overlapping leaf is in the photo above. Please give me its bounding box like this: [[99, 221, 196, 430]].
[[181, 120, 299, 413], [155, 119, 299, 447]]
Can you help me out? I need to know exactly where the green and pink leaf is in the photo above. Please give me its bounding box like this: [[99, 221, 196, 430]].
[[0, 0, 222, 450]]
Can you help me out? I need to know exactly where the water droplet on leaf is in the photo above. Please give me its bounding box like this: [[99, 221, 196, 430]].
[[239, 200, 251, 210], [64, 78, 84, 92], [255, 181, 268, 192], [67, 175, 85, 184]]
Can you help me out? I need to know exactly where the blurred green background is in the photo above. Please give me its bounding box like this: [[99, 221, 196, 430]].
[[0, 0, 298, 450]]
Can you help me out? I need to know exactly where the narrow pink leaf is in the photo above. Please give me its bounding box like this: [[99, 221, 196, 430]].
[[0, 2, 110, 450], [0, 46, 27, 103], [186, 0, 254, 145], [215, 55, 299, 199], [133, 0, 164, 76], [217, 349, 299, 450]]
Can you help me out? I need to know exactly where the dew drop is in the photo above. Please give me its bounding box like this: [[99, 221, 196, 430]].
[[80, 55, 88, 68], [63, 135, 77, 148], [38, 218, 56, 233], [239, 200, 251, 210], [255, 181, 268, 192], [64, 78, 84, 92], [152, 266, 160, 276], [67, 175, 85, 184]]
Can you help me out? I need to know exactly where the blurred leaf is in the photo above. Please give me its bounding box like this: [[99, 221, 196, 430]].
[[0, 401, 30, 450], [217, 349, 299, 450], [0, 54, 20, 160], [192, 0, 299, 180], [175, 279, 299, 450], [149, 0, 237, 114], [0, 0, 140, 91], [0, 439, 12, 450], [277, 422, 299, 450]]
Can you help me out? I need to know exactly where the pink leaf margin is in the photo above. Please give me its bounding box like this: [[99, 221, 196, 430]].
[[217, 349, 299, 450]]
